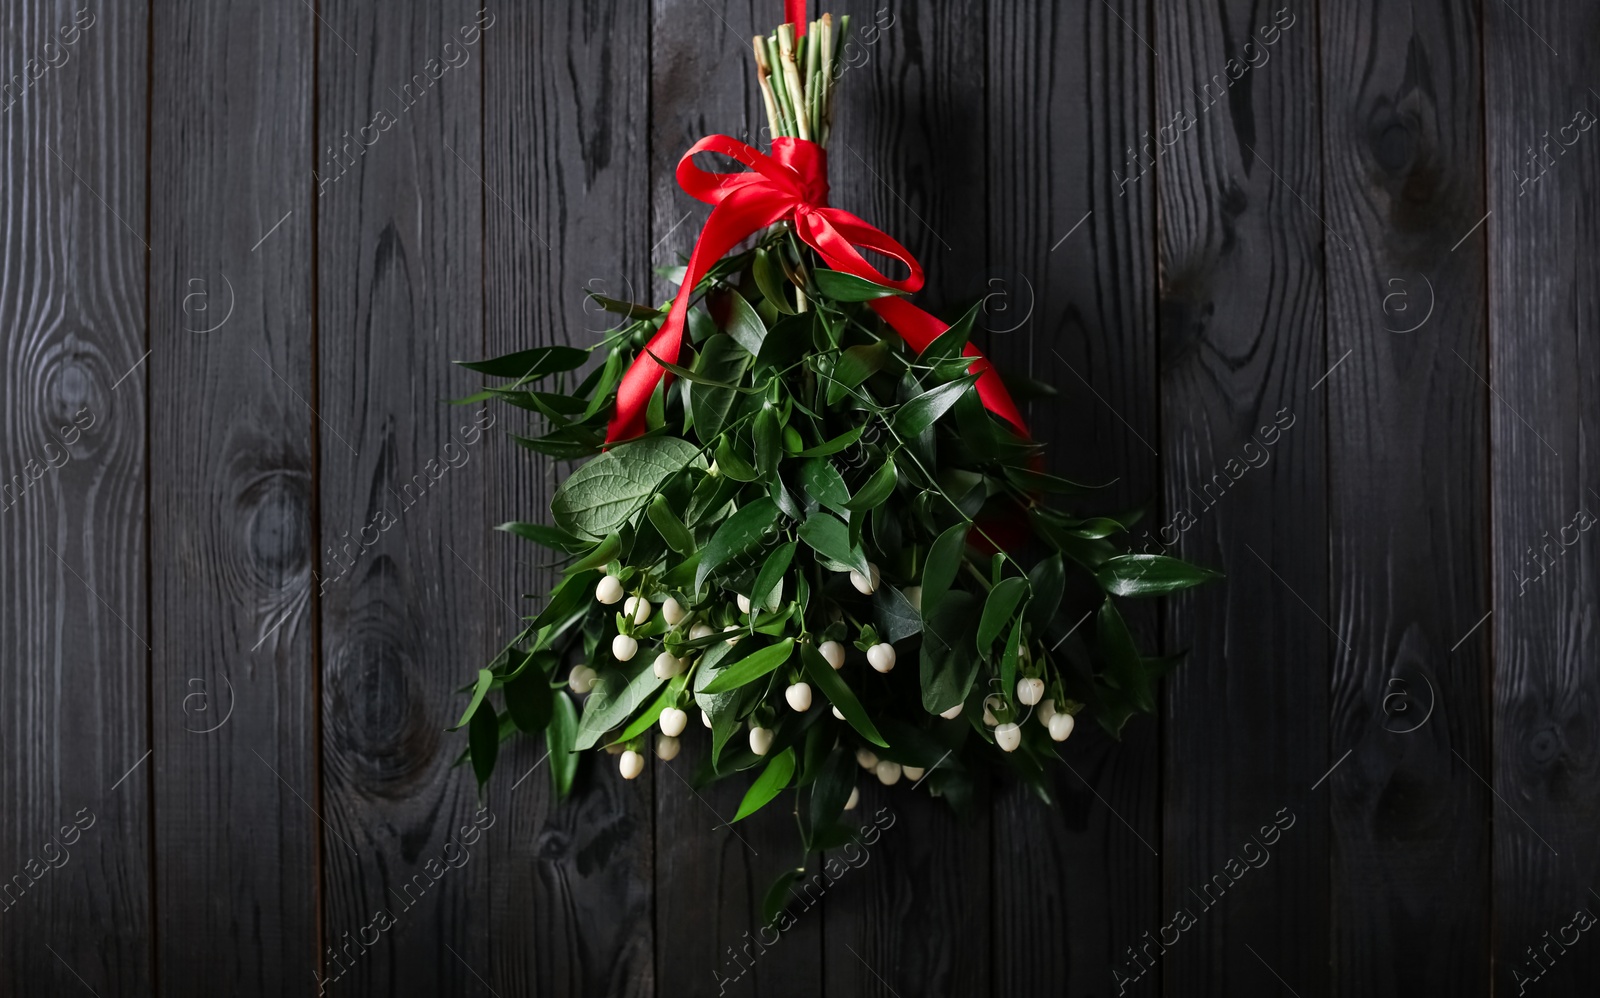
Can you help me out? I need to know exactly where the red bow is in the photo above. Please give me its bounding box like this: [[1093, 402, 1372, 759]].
[[605, 134, 1028, 444]]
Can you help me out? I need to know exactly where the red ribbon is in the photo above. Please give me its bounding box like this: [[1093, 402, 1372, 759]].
[[605, 134, 1028, 444], [786, 0, 807, 35]]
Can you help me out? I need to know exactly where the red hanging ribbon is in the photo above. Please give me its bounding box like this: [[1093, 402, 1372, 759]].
[[605, 134, 1028, 444], [785, 0, 807, 35]]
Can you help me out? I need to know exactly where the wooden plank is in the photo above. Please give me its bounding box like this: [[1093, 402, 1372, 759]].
[[1318, 1, 1492, 994], [648, 3, 825, 995], [1484, 3, 1600, 993], [1153, 3, 1330, 995], [480, 2, 657, 995], [315, 3, 490, 994], [0, 1, 152, 993], [817, 4, 993, 996], [986, 1, 1163, 995], [147, 2, 319, 993]]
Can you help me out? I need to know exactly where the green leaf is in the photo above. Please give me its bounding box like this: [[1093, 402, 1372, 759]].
[[921, 522, 970, 617], [800, 458, 851, 515], [751, 541, 796, 612], [1065, 517, 1126, 540], [921, 589, 979, 713], [843, 455, 896, 512], [701, 639, 796, 695], [762, 867, 807, 924], [800, 643, 888, 747], [574, 662, 663, 751], [546, 690, 580, 796], [452, 668, 494, 731], [468, 701, 499, 787], [795, 424, 865, 457], [734, 747, 796, 821], [504, 668, 553, 733], [647, 495, 696, 555], [1000, 616, 1023, 704], [754, 406, 783, 477], [1095, 555, 1223, 597], [891, 373, 979, 438], [806, 747, 856, 847], [610, 674, 688, 745], [496, 521, 586, 552], [566, 535, 622, 574], [1025, 553, 1066, 632], [646, 349, 748, 389], [919, 302, 981, 363], [1097, 598, 1153, 713], [871, 585, 922, 642], [724, 292, 768, 356], [753, 247, 795, 314], [585, 291, 661, 320], [826, 342, 888, 405], [713, 435, 760, 482], [696, 497, 780, 592], [456, 345, 587, 380], [813, 268, 905, 301], [977, 576, 1029, 653], [1004, 466, 1110, 495], [551, 437, 705, 538], [797, 513, 870, 578], [689, 336, 753, 442]]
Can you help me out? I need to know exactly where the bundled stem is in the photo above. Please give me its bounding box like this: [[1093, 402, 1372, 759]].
[[752, 13, 845, 147]]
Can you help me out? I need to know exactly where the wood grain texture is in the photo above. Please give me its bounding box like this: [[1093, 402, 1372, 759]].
[[1154, 1, 1330, 994], [314, 2, 490, 994], [0, 0, 152, 993], [649, 3, 825, 996], [986, 2, 1163, 994], [482, 2, 656, 996], [147, 1, 319, 993], [1318, 1, 1491, 994], [818, 4, 993, 995], [1485, 1, 1600, 993]]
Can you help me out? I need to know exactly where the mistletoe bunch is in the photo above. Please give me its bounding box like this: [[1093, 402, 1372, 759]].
[[453, 10, 1215, 905]]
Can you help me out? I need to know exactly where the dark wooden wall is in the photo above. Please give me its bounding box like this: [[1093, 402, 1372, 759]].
[[1, 0, 1595, 995]]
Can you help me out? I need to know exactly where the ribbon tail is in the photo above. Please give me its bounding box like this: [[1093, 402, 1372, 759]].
[[786, 0, 807, 35], [869, 296, 1030, 438], [606, 193, 793, 443]]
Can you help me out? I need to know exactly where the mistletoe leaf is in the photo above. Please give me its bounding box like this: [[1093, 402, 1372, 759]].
[[806, 747, 857, 847], [762, 867, 807, 924], [891, 373, 979, 438], [800, 457, 851, 515], [546, 691, 579, 797], [696, 497, 780, 592], [504, 668, 553, 734], [800, 643, 888, 747], [1097, 598, 1152, 713], [451, 668, 494, 731], [826, 342, 889, 405], [977, 576, 1029, 654], [843, 455, 897, 512], [647, 495, 696, 554], [456, 345, 587, 380], [814, 269, 905, 301], [1095, 554, 1223, 597], [496, 521, 587, 553], [795, 424, 865, 457], [921, 590, 979, 713], [734, 747, 796, 821], [921, 522, 971, 617], [751, 541, 796, 612], [724, 291, 768, 356], [468, 701, 499, 788], [689, 336, 753, 441], [574, 660, 662, 751], [797, 512, 870, 578], [551, 437, 705, 538], [701, 639, 796, 695]]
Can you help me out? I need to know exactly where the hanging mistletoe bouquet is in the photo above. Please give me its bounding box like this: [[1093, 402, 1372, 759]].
[[454, 6, 1215, 903]]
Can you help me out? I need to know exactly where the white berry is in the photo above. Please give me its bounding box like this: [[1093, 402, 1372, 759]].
[[1017, 677, 1045, 706], [856, 747, 879, 770], [568, 665, 596, 694], [902, 766, 925, 781], [1049, 712, 1076, 742], [939, 702, 963, 720], [866, 643, 896, 673], [875, 760, 902, 785], [785, 682, 813, 712], [995, 722, 1021, 752], [619, 750, 645, 779], [819, 640, 846, 670], [652, 652, 684, 680], [849, 563, 880, 595], [736, 593, 752, 614], [723, 624, 742, 645], [749, 726, 774, 756], [611, 634, 638, 662], [844, 787, 860, 810], [624, 595, 652, 624], [701, 709, 713, 729], [689, 623, 714, 641], [659, 707, 688, 738], [982, 695, 1002, 726], [1038, 699, 1057, 726], [656, 735, 681, 761], [831, 706, 845, 720], [596, 575, 625, 604], [661, 596, 686, 626]]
